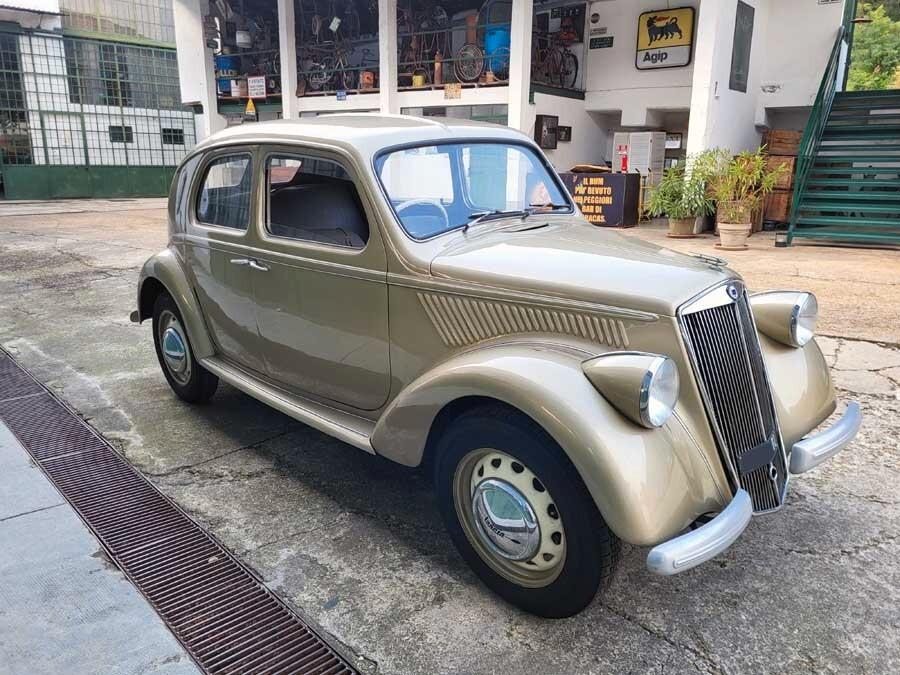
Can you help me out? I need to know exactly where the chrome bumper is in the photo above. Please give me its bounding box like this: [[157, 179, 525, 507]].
[[647, 402, 861, 576], [646, 489, 753, 575], [789, 401, 861, 474]]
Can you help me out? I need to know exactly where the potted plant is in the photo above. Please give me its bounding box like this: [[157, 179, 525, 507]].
[[700, 147, 786, 250], [644, 163, 715, 238]]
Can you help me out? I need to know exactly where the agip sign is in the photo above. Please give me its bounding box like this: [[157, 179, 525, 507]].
[[636, 7, 695, 70]]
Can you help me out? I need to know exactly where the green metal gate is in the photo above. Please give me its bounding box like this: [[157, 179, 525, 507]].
[[0, 29, 195, 200]]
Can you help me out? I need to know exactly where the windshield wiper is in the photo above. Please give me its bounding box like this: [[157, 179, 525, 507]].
[[527, 202, 571, 212], [464, 209, 528, 230]]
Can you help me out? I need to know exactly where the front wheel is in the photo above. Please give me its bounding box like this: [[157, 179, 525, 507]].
[[152, 292, 218, 403], [433, 405, 620, 617]]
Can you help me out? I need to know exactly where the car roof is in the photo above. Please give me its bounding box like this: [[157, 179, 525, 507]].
[[194, 114, 534, 159]]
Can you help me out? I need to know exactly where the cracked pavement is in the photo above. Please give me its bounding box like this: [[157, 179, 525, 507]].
[[0, 199, 898, 674]]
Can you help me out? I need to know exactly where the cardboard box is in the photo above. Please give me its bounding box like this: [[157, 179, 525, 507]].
[[763, 130, 803, 156]]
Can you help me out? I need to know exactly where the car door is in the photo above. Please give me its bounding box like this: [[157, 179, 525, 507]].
[[249, 147, 390, 411], [185, 147, 266, 374]]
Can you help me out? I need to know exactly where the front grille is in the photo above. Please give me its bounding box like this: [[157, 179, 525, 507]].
[[680, 283, 788, 512]]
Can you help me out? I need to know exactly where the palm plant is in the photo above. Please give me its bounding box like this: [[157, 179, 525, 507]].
[[645, 160, 716, 237]]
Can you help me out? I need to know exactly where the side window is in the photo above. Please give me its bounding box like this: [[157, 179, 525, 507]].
[[196, 154, 252, 230], [266, 154, 369, 249]]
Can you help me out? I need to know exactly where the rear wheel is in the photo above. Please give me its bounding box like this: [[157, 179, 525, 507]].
[[433, 404, 620, 617], [152, 293, 218, 403]]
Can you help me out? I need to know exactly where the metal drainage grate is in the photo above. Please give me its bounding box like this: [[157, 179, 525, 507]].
[[0, 353, 358, 675]]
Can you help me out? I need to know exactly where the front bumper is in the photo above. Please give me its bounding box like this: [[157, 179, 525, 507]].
[[647, 401, 862, 575], [789, 401, 861, 474]]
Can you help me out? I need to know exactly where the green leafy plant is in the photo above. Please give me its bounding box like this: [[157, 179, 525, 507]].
[[848, 3, 900, 91], [645, 162, 715, 221], [697, 147, 786, 224]]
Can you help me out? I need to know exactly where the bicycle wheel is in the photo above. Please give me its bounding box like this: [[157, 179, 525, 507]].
[[489, 47, 510, 82], [308, 56, 334, 90], [454, 43, 484, 83], [560, 50, 579, 89], [340, 65, 357, 90]]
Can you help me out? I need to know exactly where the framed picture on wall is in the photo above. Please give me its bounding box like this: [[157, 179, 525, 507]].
[[535, 114, 559, 150], [557, 125, 572, 142]]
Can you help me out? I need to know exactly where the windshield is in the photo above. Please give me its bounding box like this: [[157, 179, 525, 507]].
[[375, 142, 572, 239]]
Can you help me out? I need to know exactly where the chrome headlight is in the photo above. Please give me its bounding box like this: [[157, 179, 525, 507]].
[[750, 291, 818, 348], [582, 352, 680, 429], [792, 293, 818, 347]]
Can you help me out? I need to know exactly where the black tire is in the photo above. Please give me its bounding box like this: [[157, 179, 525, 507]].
[[152, 292, 218, 403], [433, 404, 620, 618]]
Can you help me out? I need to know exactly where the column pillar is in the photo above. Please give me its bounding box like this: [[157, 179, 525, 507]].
[[173, 0, 226, 139], [378, 0, 399, 114], [507, 0, 534, 131], [277, 0, 299, 118]]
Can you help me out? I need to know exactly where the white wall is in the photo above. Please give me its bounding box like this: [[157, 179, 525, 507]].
[[686, 0, 770, 155], [173, 0, 226, 137], [582, 0, 700, 126], [756, 0, 844, 123], [526, 92, 610, 171]]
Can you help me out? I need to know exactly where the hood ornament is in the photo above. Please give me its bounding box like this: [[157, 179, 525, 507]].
[[690, 252, 728, 269]]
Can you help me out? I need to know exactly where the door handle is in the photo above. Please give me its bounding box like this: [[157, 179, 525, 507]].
[[230, 257, 250, 266], [249, 260, 269, 272]]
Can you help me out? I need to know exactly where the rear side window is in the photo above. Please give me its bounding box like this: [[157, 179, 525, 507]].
[[196, 154, 252, 230], [266, 153, 369, 248]]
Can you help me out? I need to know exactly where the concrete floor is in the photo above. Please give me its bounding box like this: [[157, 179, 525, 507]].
[[0, 199, 898, 674], [0, 425, 199, 675]]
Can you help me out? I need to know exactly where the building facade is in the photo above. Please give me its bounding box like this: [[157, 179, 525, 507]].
[[0, 0, 195, 199], [172, 0, 846, 174]]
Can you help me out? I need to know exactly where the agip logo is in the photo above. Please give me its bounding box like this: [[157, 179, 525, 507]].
[[636, 7, 695, 70]]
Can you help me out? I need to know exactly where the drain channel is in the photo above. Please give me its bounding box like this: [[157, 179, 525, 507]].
[[0, 353, 358, 675]]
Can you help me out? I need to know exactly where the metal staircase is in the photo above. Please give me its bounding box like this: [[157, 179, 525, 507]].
[[787, 3, 900, 246]]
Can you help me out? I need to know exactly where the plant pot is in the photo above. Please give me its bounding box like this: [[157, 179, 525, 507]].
[[666, 217, 698, 239], [716, 221, 751, 251]]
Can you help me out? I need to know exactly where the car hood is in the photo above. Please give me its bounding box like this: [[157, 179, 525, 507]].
[[429, 218, 737, 316]]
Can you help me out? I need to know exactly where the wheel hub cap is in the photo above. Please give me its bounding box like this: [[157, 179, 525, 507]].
[[472, 478, 540, 561], [162, 327, 187, 374]]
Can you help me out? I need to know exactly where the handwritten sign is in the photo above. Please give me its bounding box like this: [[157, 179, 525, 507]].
[[247, 76, 267, 99]]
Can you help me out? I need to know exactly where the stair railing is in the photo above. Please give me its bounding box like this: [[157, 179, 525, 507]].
[[786, 24, 850, 244]]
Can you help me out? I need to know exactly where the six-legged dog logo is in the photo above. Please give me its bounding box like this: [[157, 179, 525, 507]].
[[646, 15, 684, 44]]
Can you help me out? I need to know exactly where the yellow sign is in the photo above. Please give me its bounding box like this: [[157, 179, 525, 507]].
[[636, 7, 695, 69], [244, 97, 257, 121]]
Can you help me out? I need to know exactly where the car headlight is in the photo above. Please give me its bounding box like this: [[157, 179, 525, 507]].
[[750, 291, 818, 348], [582, 352, 680, 429]]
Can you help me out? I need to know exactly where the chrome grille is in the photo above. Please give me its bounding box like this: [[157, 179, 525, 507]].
[[680, 283, 788, 512]]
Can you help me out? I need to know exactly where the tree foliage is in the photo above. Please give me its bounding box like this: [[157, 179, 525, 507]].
[[848, 3, 900, 91]]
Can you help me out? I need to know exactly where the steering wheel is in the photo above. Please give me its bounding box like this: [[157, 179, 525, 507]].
[[395, 199, 450, 231]]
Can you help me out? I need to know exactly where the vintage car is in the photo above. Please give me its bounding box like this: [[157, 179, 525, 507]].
[[133, 115, 861, 618]]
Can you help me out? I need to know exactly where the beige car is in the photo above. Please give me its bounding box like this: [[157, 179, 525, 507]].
[[133, 115, 860, 617]]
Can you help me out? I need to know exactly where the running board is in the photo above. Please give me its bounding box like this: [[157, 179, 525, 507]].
[[200, 356, 376, 453]]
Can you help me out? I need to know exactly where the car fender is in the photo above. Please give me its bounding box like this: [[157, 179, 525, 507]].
[[372, 342, 728, 546], [759, 333, 836, 447], [135, 248, 215, 359]]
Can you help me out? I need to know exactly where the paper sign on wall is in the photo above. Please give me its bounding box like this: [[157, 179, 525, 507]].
[[636, 7, 695, 70], [247, 76, 267, 99]]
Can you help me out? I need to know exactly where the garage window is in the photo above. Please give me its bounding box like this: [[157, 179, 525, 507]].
[[266, 154, 369, 248], [196, 154, 252, 230], [109, 125, 133, 143], [161, 128, 185, 145]]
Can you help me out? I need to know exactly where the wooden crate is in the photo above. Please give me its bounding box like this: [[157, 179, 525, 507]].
[[765, 189, 794, 223], [766, 155, 796, 190], [763, 130, 803, 156]]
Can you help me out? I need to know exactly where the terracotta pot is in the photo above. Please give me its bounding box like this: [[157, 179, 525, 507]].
[[717, 221, 751, 250], [667, 217, 697, 238]]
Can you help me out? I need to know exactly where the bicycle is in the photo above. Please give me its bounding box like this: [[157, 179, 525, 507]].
[[531, 30, 578, 89]]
